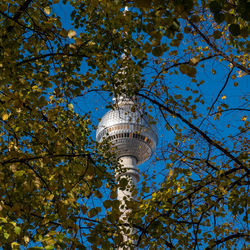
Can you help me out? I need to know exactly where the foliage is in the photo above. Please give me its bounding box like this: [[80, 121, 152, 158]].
[[0, 0, 249, 249]]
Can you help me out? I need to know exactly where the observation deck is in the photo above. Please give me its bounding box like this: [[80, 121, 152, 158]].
[[96, 96, 158, 165]]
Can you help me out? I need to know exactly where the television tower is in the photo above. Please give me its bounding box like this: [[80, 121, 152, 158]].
[[96, 6, 157, 249], [96, 84, 158, 247]]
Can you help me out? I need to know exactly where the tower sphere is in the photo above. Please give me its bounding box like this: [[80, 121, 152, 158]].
[[96, 96, 158, 165]]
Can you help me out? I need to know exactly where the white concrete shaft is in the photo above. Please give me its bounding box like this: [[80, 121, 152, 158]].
[[117, 156, 139, 249]]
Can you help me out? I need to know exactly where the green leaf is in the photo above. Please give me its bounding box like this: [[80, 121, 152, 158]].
[[119, 178, 128, 190], [4, 231, 9, 239], [135, 0, 151, 8], [190, 15, 200, 23], [14, 226, 21, 235], [143, 42, 152, 53], [87, 208, 99, 218], [103, 200, 112, 209], [152, 47, 163, 57], [179, 64, 197, 77], [209, 1, 222, 12], [214, 12, 225, 24], [229, 24, 241, 36], [14, 170, 26, 177], [45, 246, 54, 250], [213, 30, 222, 39]]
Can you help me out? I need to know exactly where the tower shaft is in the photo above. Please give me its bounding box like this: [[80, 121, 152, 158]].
[[117, 156, 139, 249]]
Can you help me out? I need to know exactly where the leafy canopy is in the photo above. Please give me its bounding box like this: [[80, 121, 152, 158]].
[[0, 0, 249, 249]]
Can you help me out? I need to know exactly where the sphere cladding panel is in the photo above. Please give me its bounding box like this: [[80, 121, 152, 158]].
[[96, 104, 158, 165], [97, 104, 152, 129]]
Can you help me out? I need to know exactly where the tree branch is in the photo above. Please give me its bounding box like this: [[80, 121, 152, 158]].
[[0, 10, 42, 34], [188, 20, 250, 74], [209, 108, 250, 116], [16, 52, 89, 66], [194, 198, 223, 249], [1, 153, 91, 165], [200, 66, 234, 126], [164, 54, 218, 72], [154, 54, 219, 82], [13, 0, 33, 22], [205, 233, 250, 249], [138, 92, 249, 174]]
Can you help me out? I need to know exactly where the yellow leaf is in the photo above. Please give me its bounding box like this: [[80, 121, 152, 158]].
[[242, 116, 247, 121], [11, 242, 20, 249], [190, 56, 200, 65], [68, 30, 77, 39], [24, 235, 29, 244], [221, 95, 226, 100], [46, 194, 54, 200], [169, 169, 173, 177], [44, 6, 51, 15], [139, 204, 145, 209], [68, 103, 74, 110], [2, 113, 9, 121], [152, 192, 157, 201]]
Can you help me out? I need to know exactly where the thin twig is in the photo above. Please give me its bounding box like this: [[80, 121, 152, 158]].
[[16, 52, 89, 66], [209, 108, 250, 116], [200, 67, 234, 126]]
